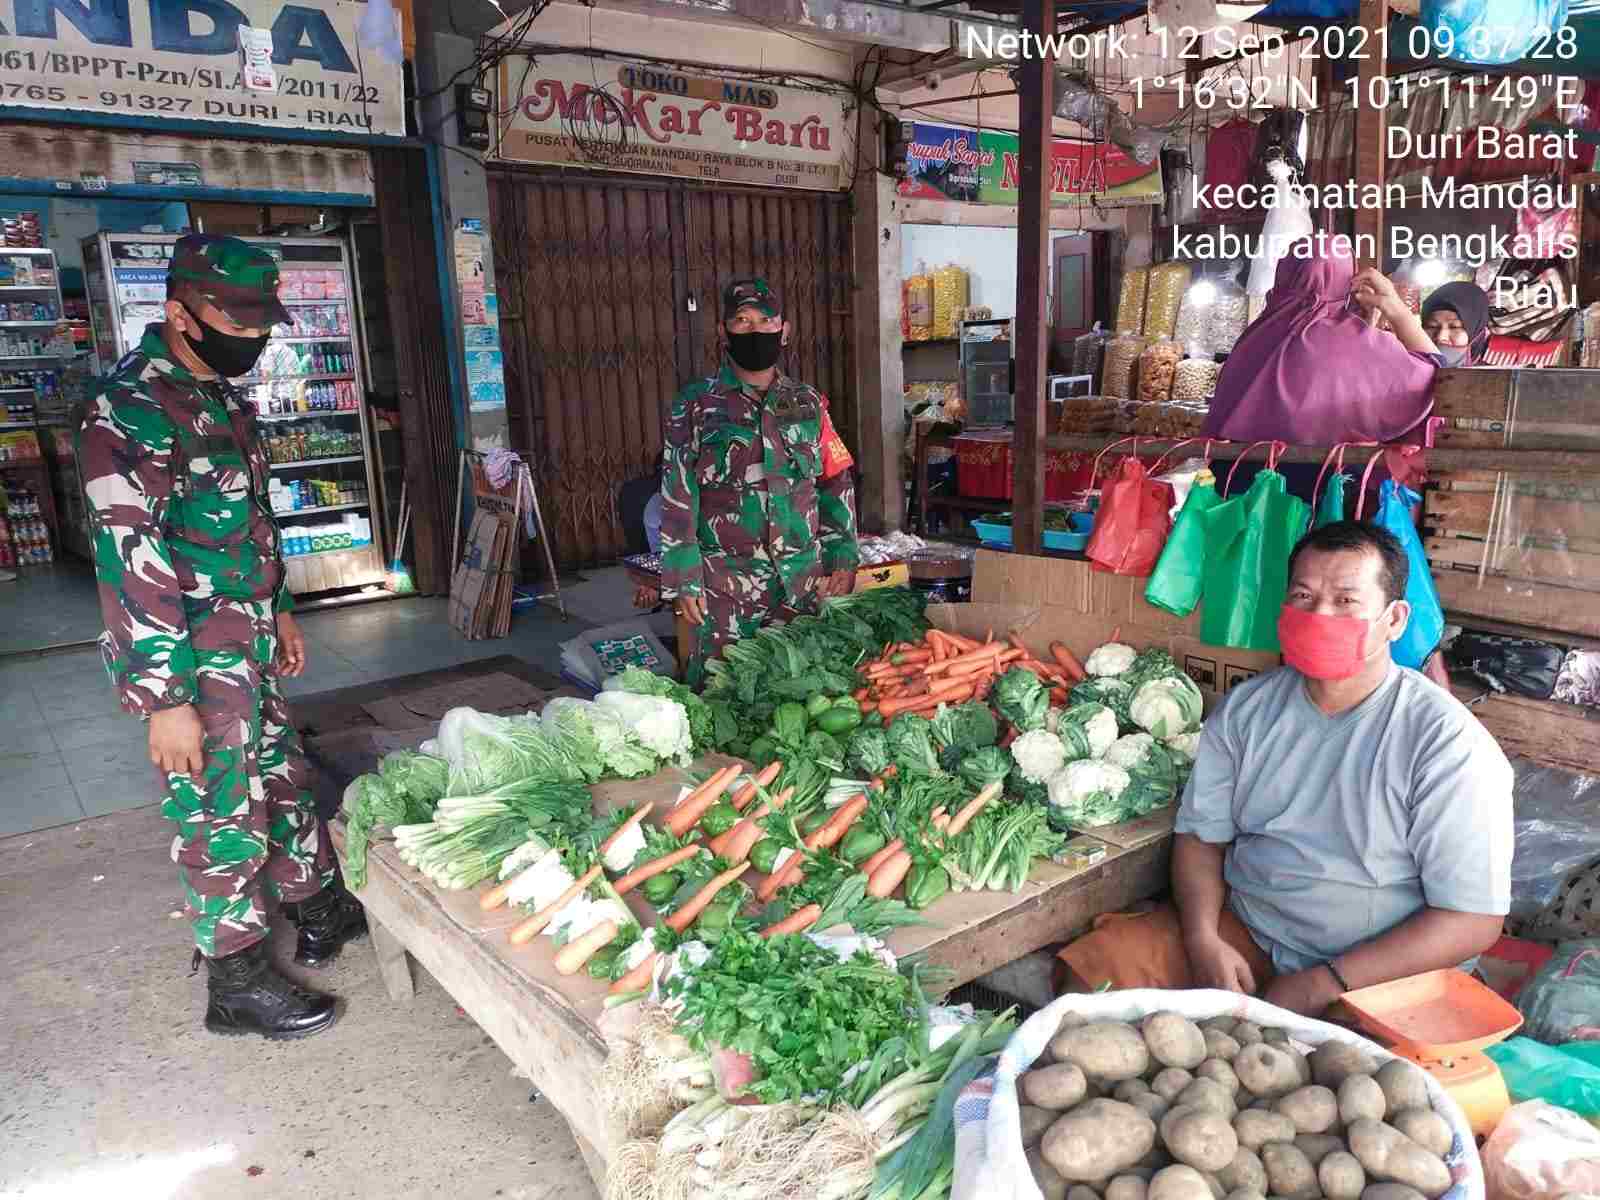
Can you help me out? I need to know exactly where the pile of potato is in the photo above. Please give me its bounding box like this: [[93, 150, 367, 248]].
[[1019, 1013, 1457, 1200]]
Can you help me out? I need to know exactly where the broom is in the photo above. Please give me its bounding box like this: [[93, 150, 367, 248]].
[[387, 479, 414, 594]]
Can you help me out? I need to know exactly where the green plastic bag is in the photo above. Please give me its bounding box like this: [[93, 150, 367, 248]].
[[1312, 445, 1350, 529], [1145, 469, 1220, 617], [1486, 1036, 1600, 1118], [1198, 466, 1310, 652]]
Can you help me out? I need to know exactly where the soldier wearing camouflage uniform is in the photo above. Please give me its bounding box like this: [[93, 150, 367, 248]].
[[79, 235, 362, 1040], [659, 279, 860, 685]]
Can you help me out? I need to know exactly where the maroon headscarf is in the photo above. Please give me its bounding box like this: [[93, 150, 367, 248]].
[[1203, 239, 1437, 445]]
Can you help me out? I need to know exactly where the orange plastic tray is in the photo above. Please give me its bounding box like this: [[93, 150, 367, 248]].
[[1340, 969, 1523, 1060]]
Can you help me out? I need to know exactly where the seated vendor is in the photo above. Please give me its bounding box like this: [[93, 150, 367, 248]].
[[1058, 521, 1512, 1016]]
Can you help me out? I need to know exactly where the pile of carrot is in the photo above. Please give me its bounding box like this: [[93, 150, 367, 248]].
[[854, 627, 1095, 715]]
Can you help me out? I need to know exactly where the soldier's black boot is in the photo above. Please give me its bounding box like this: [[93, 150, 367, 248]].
[[202, 942, 338, 1040], [287, 884, 368, 968]]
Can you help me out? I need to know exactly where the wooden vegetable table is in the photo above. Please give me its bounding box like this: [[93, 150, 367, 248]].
[[328, 762, 1173, 1194]]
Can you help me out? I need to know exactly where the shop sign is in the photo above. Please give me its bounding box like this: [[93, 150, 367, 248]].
[[0, 1, 404, 137], [977, 129, 1162, 208], [896, 122, 992, 204], [493, 53, 846, 191]]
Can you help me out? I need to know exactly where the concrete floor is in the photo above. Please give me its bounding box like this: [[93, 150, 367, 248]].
[[0, 566, 656, 1199]]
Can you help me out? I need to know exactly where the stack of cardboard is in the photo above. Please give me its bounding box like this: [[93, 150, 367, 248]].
[[449, 458, 524, 639]]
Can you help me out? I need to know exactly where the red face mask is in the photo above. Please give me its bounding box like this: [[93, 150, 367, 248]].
[[1277, 605, 1382, 680]]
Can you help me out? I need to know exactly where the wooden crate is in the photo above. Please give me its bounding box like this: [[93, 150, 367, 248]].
[[284, 545, 383, 595], [1432, 367, 1600, 449]]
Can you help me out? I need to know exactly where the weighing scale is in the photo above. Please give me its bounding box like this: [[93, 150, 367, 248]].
[[1339, 969, 1524, 1138]]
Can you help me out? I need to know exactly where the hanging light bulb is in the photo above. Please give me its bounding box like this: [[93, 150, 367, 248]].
[[1188, 278, 1218, 307]]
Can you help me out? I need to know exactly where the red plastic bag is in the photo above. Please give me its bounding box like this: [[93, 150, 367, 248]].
[[1085, 438, 1173, 576]]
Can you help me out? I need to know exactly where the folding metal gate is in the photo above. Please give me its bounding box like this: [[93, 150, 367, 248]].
[[487, 169, 854, 569]]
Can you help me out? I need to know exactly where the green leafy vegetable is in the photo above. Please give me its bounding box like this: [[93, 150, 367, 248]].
[[886, 712, 941, 775], [847, 726, 893, 777], [1129, 672, 1204, 738], [1103, 733, 1180, 814], [608, 667, 719, 753], [772, 702, 811, 747], [956, 745, 1012, 792], [993, 667, 1050, 732], [1057, 702, 1119, 760], [1070, 676, 1135, 732], [930, 701, 999, 753]]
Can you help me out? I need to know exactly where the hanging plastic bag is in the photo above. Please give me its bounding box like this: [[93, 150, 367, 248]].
[[1311, 443, 1357, 529], [1146, 439, 1222, 617], [1084, 437, 1173, 577], [1419, 0, 1568, 66], [1198, 442, 1310, 651], [1485, 1038, 1600, 1119], [1480, 1100, 1600, 1200], [1357, 452, 1445, 671], [1510, 940, 1600, 1044], [1248, 158, 1314, 297]]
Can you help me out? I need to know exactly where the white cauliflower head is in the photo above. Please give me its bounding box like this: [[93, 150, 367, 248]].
[[1010, 728, 1067, 784], [1085, 642, 1138, 677]]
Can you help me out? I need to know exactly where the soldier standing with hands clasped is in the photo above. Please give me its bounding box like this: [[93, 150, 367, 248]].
[[658, 278, 861, 685], [78, 235, 365, 1040]]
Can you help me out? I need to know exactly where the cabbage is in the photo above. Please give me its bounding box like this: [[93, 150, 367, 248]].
[[1084, 642, 1137, 676], [931, 701, 999, 752], [1130, 673, 1204, 738], [540, 697, 657, 780], [1046, 759, 1133, 827], [432, 707, 586, 792], [594, 691, 693, 765], [957, 745, 1012, 791], [1011, 728, 1067, 784], [994, 667, 1050, 732], [1058, 703, 1119, 761], [377, 749, 450, 812], [1070, 677, 1134, 732]]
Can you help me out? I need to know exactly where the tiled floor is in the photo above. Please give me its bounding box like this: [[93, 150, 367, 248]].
[[1, 566, 655, 837], [0, 558, 104, 653]]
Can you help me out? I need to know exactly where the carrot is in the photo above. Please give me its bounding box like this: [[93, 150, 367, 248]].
[[554, 919, 620, 975], [930, 806, 947, 821], [509, 864, 603, 944], [756, 853, 807, 902], [866, 850, 914, 898], [998, 726, 1019, 749], [666, 863, 751, 933], [479, 875, 520, 911], [878, 765, 899, 780], [858, 699, 878, 715], [1110, 625, 1122, 642], [760, 904, 823, 938], [600, 801, 654, 855], [805, 794, 869, 851], [985, 627, 994, 643], [881, 679, 974, 717], [929, 631, 947, 662], [852, 687, 869, 701], [1008, 634, 1030, 656], [613, 843, 702, 895], [945, 630, 983, 651], [1050, 641, 1087, 679], [610, 950, 659, 995], [926, 643, 1004, 675], [1049, 687, 1070, 705], [715, 785, 791, 857], [729, 760, 783, 812], [665, 763, 742, 837], [895, 649, 932, 664], [945, 781, 1004, 838], [860, 837, 904, 876], [972, 672, 996, 701]]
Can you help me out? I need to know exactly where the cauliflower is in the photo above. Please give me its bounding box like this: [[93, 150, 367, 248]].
[[1046, 759, 1133, 826], [1129, 673, 1204, 738], [1085, 642, 1138, 677], [1059, 702, 1120, 761], [601, 818, 646, 874], [593, 691, 693, 764], [1104, 732, 1158, 771], [1165, 730, 1201, 762], [1010, 728, 1067, 784]]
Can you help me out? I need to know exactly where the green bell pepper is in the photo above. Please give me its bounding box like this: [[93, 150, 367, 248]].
[[641, 872, 680, 905], [905, 864, 950, 910], [840, 827, 887, 866], [749, 838, 782, 875], [699, 801, 740, 838]]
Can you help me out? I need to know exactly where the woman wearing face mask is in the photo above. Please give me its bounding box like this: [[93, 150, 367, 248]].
[[657, 277, 861, 685], [1420, 281, 1492, 367]]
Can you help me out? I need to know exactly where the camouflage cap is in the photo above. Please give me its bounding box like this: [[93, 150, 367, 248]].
[[722, 277, 781, 321], [168, 234, 291, 328]]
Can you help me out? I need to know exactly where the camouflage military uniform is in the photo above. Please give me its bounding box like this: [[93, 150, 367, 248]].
[[78, 243, 332, 960], [658, 361, 860, 685]]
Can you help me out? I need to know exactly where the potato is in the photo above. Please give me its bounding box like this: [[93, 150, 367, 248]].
[[1149, 1165, 1215, 1200], [1360, 1186, 1426, 1200], [1235, 1045, 1304, 1099], [1178, 1078, 1239, 1119], [1070, 1186, 1103, 1200], [1202, 1018, 1239, 1036], [1054, 1023, 1153, 1084], [1337, 1076, 1387, 1126], [1311, 1043, 1379, 1090], [1025, 1063, 1091, 1111], [1261, 1142, 1319, 1200], [1107, 1175, 1150, 1200], [1389, 1109, 1452, 1159], [1224, 1191, 1267, 1200], [1273, 1086, 1339, 1134], [1293, 1135, 1345, 1166], [1234, 1110, 1298, 1151], [1030, 1145, 1071, 1200], [1346, 1119, 1451, 1199], [1318, 1151, 1367, 1200], [1262, 1028, 1290, 1046], [1217, 1146, 1268, 1195], [1203, 1173, 1227, 1200], [1145, 1013, 1209, 1070], [1232, 1022, 1265, 1047], [1205, 1030, 1243, 1062], [1161, 1107, 1240, 1173], [1117, 1079, 1155, 1102], [1373, 1063, 1428, 1116], [1042, 1100, 1157, 1182], [1022, 1104, 1059, 1146], [1198, 1059, 1242, 1097], [1130, 1092, 1172, 1122], [1139, 1144, 1176, 1173], [1153, 1068, 1196, 1102]]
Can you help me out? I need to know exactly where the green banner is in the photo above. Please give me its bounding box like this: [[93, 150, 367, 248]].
[[977, 129, 1162, 207]]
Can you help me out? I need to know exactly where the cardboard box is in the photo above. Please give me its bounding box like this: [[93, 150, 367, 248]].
[[941, 549, 1281, 702]]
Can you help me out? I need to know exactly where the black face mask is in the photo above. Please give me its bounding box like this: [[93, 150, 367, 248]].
[[726, 330, 783, 372], [182, 308, 270, 379]]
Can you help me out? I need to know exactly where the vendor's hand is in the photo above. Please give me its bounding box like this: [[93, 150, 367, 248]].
[[819, 568, 856, 599], [1185, 930, 1259, 994], [150, 703, 205, 779], [1351, 268, 1405, 320], [276, 611, 307, 677], [1263, 966, 1345, 1017], [674, 594, 706, 626], [633, 584, 661, 610]]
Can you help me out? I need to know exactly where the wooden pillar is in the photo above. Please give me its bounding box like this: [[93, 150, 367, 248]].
[[1352, 0, 1389, 269], [852, 100, 904, 535], [1012, 0, 1056, 555]]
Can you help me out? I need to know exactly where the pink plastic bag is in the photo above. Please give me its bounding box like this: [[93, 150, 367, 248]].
[[1481, 1101, 1600, 1200]]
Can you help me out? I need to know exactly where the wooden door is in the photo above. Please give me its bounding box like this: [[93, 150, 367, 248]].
[[1050, 234, 1093, 372]]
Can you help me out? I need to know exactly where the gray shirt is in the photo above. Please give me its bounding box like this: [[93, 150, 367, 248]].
[[1175, 664, 1513, 974]]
